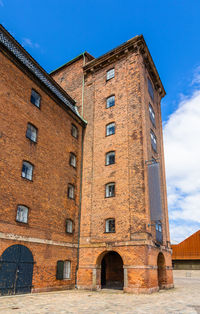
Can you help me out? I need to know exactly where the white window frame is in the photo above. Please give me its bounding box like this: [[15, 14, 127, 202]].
[[22, 161, 33, 180], [106, 151, 115, 165], [105, 183, 115, 198], [31, 89, 41, 108], [106, 68, 115, 81], [70, 153, 76, 168], [106, 95, 115, 108], [16, 205, 28, 223], [26, 123, 37, 142], [106, 122, 115, 136], [66, 219, 73, 233], [63, 260, 71, 279]]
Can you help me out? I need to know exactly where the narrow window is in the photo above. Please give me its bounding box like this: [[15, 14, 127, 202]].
[[150, 130, 157, 152], [66, 219, 73, 234], [106, 68, 115, 81], [105, 182, 115, 198], [26, 123, 37, 142], [68, 184, 75, 199], [149, 104, 156, 127], [63, 261, 71, 279], [69, 153, 76, 168], [106, 95, 115, 108], [105, 219, 115, 233], [22, 161, 33, 180], [71, 124, 78, 139], [148, 78, 154, 101], [16, 205, 28, 223], [30, 89, 41, 108], [106, 122, 115, 136], [106, 151, 115, 165]]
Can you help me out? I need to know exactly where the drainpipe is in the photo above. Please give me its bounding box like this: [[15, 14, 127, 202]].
[[75, 52, 86, 288]]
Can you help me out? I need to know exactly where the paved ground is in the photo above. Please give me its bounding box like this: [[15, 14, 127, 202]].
[[0, 274, 200, 313]]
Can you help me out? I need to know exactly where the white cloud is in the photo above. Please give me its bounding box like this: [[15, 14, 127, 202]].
[[0, 0, 4, 7], [163, 85, 200, 243], [22, 38, 40, 49]]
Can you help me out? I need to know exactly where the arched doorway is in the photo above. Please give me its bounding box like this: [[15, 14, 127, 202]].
[[157, 252, 167, 289], [101, 251, 124, 289], [0, 245, 34, 295]]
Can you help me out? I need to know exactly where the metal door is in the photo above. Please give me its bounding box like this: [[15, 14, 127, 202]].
[[0, 245, 34, 296]]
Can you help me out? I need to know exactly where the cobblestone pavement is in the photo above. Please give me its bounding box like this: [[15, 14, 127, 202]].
[[0, 275, 200, 314]]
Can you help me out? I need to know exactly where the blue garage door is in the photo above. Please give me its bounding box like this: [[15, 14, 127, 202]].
[[0, 245, 34, 296]]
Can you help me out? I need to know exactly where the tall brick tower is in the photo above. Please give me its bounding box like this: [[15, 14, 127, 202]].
[[51, 36, 173, 293]]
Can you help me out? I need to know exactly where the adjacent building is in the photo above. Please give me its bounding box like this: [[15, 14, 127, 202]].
[[0, 24, 173, 295]]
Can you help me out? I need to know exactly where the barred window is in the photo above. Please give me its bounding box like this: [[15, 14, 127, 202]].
[[106, 122, 115, 136], [106, 95, 115, 108], [105, 182, 115, 198], [30, 89, 41, 108], [70, 153, 76, 168], [16, 205, 28, 223], [150, 130, 157, 152], [68, 184, 75, 199], [106, 68, 115, 81], [26, 123, 37, 142], [66, 219, 73, 233], [106, 151, 115, 165], [105, 219, 115, 233], [22, 161, 33, 181]]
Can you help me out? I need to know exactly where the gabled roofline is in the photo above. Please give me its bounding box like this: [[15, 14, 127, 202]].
[[0, 24, 87, 125], [83, 35, 166, 98], [50, 51, 94, 75]]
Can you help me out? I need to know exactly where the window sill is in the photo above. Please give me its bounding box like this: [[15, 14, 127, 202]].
[[21, 176, 33, 182], [26, 136, 37, 144], [104, 231, 116, 234], [105, 195, 115, 198]]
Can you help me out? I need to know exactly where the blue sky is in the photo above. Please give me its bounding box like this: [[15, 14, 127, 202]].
[[1, 0, 200, 242]]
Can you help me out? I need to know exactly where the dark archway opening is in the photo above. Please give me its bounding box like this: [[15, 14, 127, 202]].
[[157, 252, 167, 289], [101, 251, 124, 289], [0, 245, 34, 296]]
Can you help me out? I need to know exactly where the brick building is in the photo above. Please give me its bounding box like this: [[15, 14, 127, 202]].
[[0, 24, 173, 295]]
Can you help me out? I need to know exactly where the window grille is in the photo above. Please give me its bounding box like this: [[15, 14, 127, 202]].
[[107, 68, 115, 80], [63, 261, 71, 279], [22, 161, 33, 180], [106, 95, 115, 108], [150, 130, 157, 152], [149, 104, 155, 127], [26, 123, 37, 142], [70, 153, 76, 168], [106, 122, 115, 136]]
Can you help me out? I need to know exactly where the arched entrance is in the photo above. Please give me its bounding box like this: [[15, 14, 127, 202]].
[[157, 252, 167, 289], [0, 245, 34, 295], [101, 251, 124, 289]]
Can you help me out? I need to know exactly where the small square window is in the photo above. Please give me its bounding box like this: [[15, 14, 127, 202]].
[[105, 219, 115, 233], [26, 123, 37, 142], [106, 68, 115, 81], [68, 184, 75, 199], [106, 95, 115, 108], [66, 219, 73, 233], [106, 122, 115, 136], [106, 151, 115, 165], [63, 261, 71, 279], [149, 104, 155, 127], [16, 205, 28, 223], [22, 161, 33, 181], [71, 124, 78, 139], [70, 153, 76, 168], [30, 89, 41, 108], [105, 183, 115, 198], [150, 130, 157, 152], [148, 78, 154, 101]]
